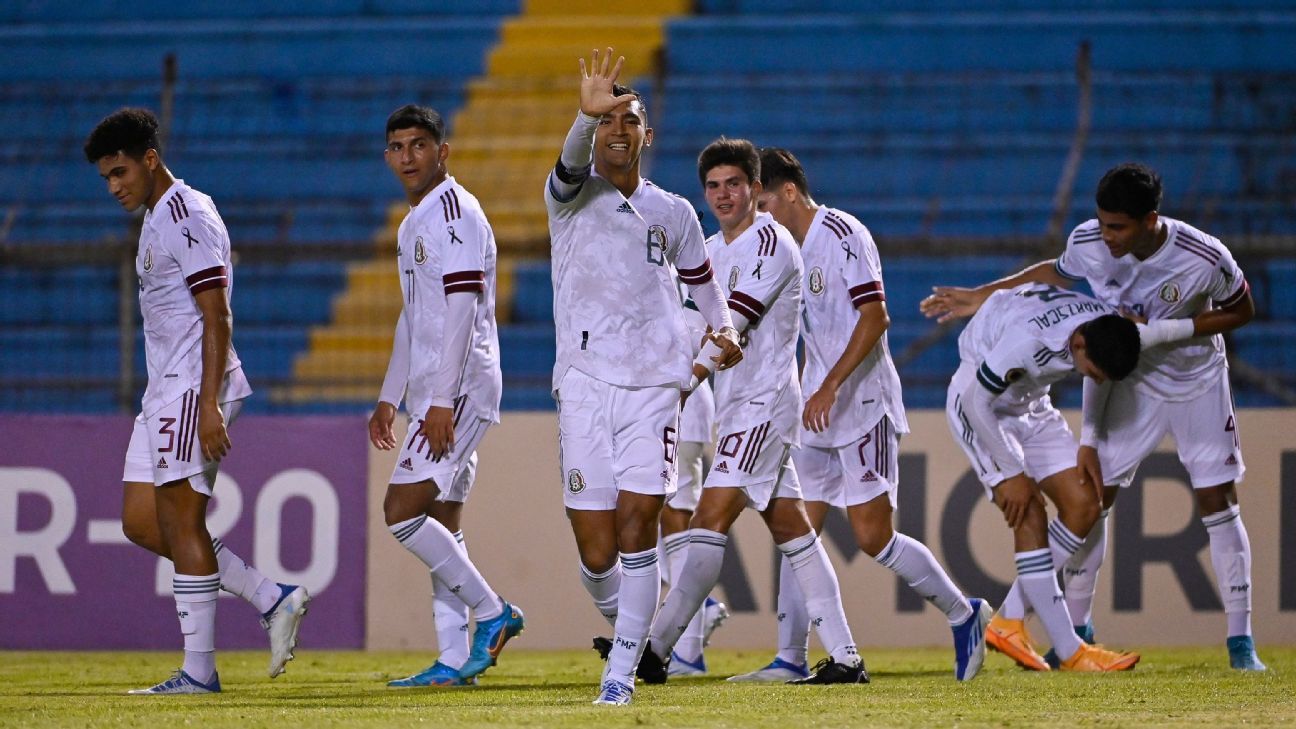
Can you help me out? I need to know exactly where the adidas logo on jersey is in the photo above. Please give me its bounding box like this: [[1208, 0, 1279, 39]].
[[1225, 454, 1238, 465], [616, 201, 635, 214], [860, 470, 878, 483], [399, 458, 414, 471], [714, 461, 730, 474], [1105, 278, 1121, 288], [157, 457, 168, 469]]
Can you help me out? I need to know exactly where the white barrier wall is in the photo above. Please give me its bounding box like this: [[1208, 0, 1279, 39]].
[[366, 410, 1296, 650]]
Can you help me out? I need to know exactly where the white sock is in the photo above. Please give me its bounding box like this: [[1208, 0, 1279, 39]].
[[779, 532, 859, 667], [649, 529, 727, 661], [775, 552, 809, 666], [174, 572, 219, 684], [663, 531, 705, 661], [606, 548, 661, 685], [430, 530, 470, 670], [390, 516, 502, 621], [1063, 508, 1108, 628], [876, 532, 973, 625], [998, 579, 1030, 620], [1202, 505, 1254, 638], [580, 562, 621, 627], [1016, 549, 1081, 661], [212, 537, 281, 615]]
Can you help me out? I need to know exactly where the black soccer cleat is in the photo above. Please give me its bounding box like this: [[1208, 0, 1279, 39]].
[[593, 636, 612, 660], [787, 657, 870, 685], [636, 641, 670, 685]]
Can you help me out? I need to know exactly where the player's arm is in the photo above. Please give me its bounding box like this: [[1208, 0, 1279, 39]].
[[804, 300, 887, 433], [423, 291, 479, 459], [675, 220, 740, 379], [193, 286, 233, 462], [920, 260, 1070, 323], [1076, 377, 1112, 498], [961, 341, 1039, 527], [548, 48, 637, 204], [370, 311, 409, 451], [1137, 263, 1255, 347]]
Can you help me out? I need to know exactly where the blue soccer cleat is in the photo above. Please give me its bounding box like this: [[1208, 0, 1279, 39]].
[[261, 583, 311, 678], [459, 601, 525, 679], [388, 660, 476, 687], [1045, 621, 1096, 670], [952, 598, 992, 681], [1228, 635, 1268, 671], [668, 650, 707, 677], [127, 669, 221, 695], [702, 597, 730, 647], [592, 678, 634, 706], [726, 656, 810, 682]]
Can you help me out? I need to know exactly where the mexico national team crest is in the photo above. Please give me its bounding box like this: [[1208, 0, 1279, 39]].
[[567, 469, 586, 494], [414, 236, 427, 265], [728, 266, 740, 292], [1159, 281, 1181, 303], [142, 245, 153, 272], [809, 266, 825, 296]]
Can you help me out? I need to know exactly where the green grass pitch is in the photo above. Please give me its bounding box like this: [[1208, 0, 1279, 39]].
[[2, 648, 1293, 728]]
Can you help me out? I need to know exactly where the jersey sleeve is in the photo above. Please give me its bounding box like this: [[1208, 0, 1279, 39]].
[[843, 226, 886, 308], [1205, 239, 1249, 308], [728, 228, 799, 330], [1053, 221, 1101, 282], [438, 210, 488, 297], [167, 216, 230, 296], [976, 337, 1041, 396]]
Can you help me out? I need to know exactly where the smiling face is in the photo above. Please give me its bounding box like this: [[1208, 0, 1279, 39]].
[[593, 98, 652, 173], [96, 150, 161, 212], [384, 126, 448, 204], [704, 163, 760, 237]]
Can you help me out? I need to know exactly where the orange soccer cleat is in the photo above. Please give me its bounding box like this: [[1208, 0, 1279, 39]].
[[985, 614, 1050, 671], [1058, 643, 1141, 672]]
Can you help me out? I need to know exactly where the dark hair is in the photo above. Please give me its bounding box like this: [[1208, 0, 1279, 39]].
[[1095, 162, 1162, 219], [758, 147, 810, 197], [83, 107, 160, 163], [1080, 314, 1141, 381], [612, 83, 646, 118], [386, 104, 446, 143], [698, 137, 760, 186]]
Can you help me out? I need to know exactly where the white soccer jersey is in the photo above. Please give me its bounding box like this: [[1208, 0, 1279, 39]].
[[394, 176, 502, 421], [545, 172, 718, 391], [1055, 216, 1248, 402], [136, 179, 247, 417], [709, 212, 804, 441], [799, 206, 908, 447], [959, 283, 1115, 408]]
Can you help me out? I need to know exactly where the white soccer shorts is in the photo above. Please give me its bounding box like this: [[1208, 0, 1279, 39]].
[[794, 415, 901, 509], [389, 396, 490, 501], [557, 367, 680, 510], [705, 420, 802, 511], [1096, 368, 1245, 489], [122, 395, 246, 495], [679, 379, 715, 444]]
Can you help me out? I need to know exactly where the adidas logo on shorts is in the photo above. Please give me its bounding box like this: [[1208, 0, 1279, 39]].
[[714, 461, 730, 474], [157, 457, 168, 469], [399, 458, 414, 471], [860, 470, 877, 482], [1225, 454, 1238, 465]]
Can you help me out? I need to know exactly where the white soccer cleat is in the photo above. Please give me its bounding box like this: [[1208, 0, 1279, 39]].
[[128, 669, 221, 695], [260, 583, 311, 678], [701, 597, 730, 647], [592, 679, 634, 706], [726, 657, 810, 682]]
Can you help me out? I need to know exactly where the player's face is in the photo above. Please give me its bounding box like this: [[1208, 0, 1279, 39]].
[[1070, 329, 1108, 384], [384, 126, 448, 201], [756, 182, 797, 228], [96, 151, 157, 213], [593, 99, 651, 171], [704, 164, 760, 232], [1096, 208, 1158, 258]]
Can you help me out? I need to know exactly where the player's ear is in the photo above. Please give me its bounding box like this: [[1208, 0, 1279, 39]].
[[1143, 210, 1159, 231], [439, 141, 451, 164], [643, 127, 654, 148], [144, 148, 160, 172]]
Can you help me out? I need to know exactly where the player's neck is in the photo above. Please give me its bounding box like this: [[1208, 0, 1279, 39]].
[[595, 159, 640, 198], [721, 211, 756, 243], [789, 201, 818, 243], [143, 167, 177, 211], [1132, 221, 1168, 261], [406, 171, 448, 207]]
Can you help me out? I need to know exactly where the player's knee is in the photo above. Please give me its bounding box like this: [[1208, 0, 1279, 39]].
[[121, 518, 162, 554], [851, 518, 894, 557], [1195, 482, 1237, 516], [1058, 493, 1101, 536]]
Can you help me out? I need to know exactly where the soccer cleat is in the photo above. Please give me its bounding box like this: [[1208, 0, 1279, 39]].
[[260, 583, 311, 678], [1045, 622, 1095, 670], [636, 641, 670, 684], [1058, 643, 1141, 672], [727, 657, 810, 682], [592, 678, 634, 706], [387, 660, 477, 687], [1227, 635, 1268, 671], [702, 597, 730, 647], [952, 598, 992, 681], [667, 651, 707, 677], [788, 657, 869, 685], [127, 669, 221, 695], [985, 613, 1050, 671], [592, 636, 613, 660], [460, 601, 525, 679]]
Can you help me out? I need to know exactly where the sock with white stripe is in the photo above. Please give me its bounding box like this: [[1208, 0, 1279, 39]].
[[606, 548, 660, 685], [649, 529, 727, 662], [580, 562, 621, 627], [663, 531, 705, 662], [1016, 549, 1081, 662], [390, 516, 502, 621], [430, 530, 471, 670], [775, 552, 810, 666], [212, 537, 282, 615], [174, 572, 220, 684], [780, 532, 859, 667], [875, 532, 973, 625], [1063, 509, 1107, 629], [1202, 505, 1254, 638]]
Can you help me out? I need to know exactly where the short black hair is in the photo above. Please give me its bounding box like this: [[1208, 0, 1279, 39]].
[[612, 83, 646, 118], [758, 147, 810, 197], [1080, 314, 1141, 381], [698, 137, 760, 186], [83, 108, 160, 163], [1095, 162, 1162, 219], [386, 104, 446, 144]]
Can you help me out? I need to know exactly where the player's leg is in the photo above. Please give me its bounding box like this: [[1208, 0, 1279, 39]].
[[661, 464, 712, 676]]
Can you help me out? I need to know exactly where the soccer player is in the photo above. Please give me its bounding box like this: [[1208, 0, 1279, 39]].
[[545, 49, 742, 706], [643, 138, 867, 687], [85, 108, 310, 694], [947, 282, 1144, 671], [921, 163, 1265, 670], [730, 147, 990, 682], [369, 104, 523, 687]]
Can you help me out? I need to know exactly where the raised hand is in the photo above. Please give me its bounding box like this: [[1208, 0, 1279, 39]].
[[579, 47, 638, 118]]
